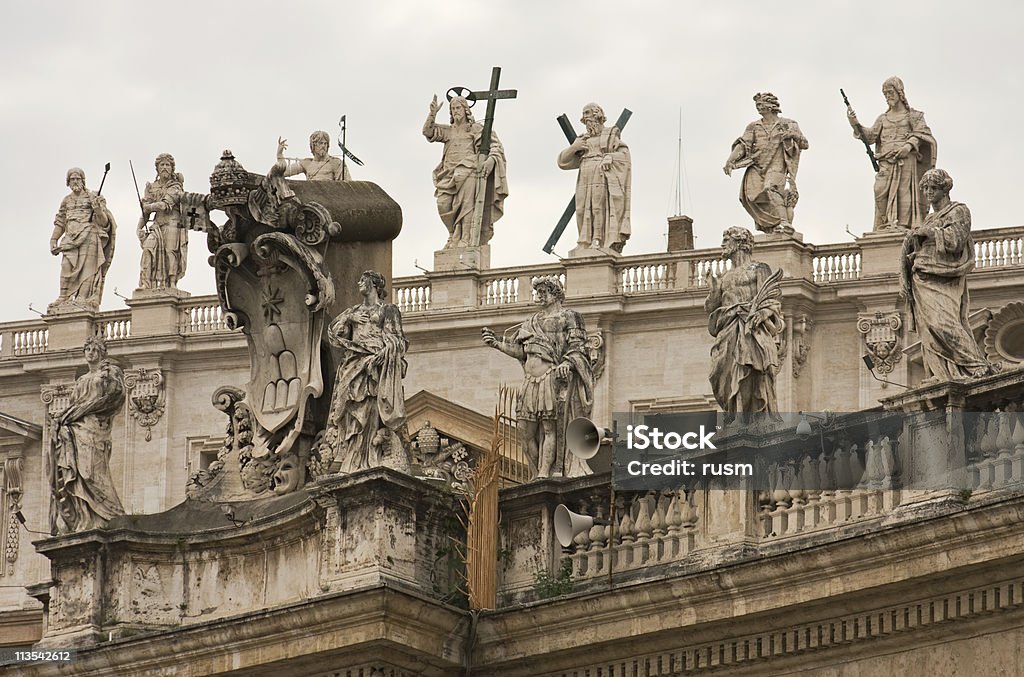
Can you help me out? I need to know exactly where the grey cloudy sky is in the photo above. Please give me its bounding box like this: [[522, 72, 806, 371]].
[[0, 1, 1019, 322]]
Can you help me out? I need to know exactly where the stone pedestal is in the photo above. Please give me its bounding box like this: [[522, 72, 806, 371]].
[[753, 230, 812, 281], [32, 468, 461, 648], [42, 310, 96, 352], [425, 269, 480, 309], [567, 243, 619, 259], [563, 254, 618, 298], [857, 229, 906, 277], [882, 380, 970, 510], [434, 244, 489, 272], [127, 288, 191, 337]]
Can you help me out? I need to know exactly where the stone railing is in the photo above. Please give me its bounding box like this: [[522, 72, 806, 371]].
[[759, 434, 902, 541], [392, 277, 431, 314], [811, 242, 862, 282], [179, 299, 229, 334], [614, 251, 679, 293], [966, 411, 1024, 492], [478, 265, 566, 307], [974, 227, 1024, 270], [97, 310, 132, 342], [0, 319, 49, 358], [562, 487, 698, 582], [690, 257, 732, 287]]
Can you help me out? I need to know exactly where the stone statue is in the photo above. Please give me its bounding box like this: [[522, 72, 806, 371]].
[[423, 94, 508, 248], [723, 93, 808, 235], [49, 167, 117, 312], [275, 130, 351, 181], [48, 336, 126, 534], [557, 103, 631, 253], [847, 76, 936, 231], [902, 169, 990, 384], [482, 277, 594, 479], [704, 227, 785, 424], [321, 270, 410, 474], [138, 153, 188, 290]]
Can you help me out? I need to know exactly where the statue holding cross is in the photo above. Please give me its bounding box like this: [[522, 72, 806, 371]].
[[551, 104, 632, 257], [423, 67, 514, 256]]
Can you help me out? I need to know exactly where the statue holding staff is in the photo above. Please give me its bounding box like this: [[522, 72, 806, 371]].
[[846, 77, 936, 231], [49, 167, 117, 312]]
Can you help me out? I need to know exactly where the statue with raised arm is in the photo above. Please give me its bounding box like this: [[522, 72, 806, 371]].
[[557, 102, 631, 253], [49, 336, 126, 534], [705, 227, 784, 424], [482, 277, 594, 480], [723, 93, 808, 235], [902, 169, 990, 384], [137, 153, 187, 290], [846, 77, 936, 231], [49, 167, 117, 312], [321, 271, 410, 474], [275, 130, 351, 181], [423, 94, 508, 248]]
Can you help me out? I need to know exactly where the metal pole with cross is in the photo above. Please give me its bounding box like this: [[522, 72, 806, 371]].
[[542, 108, 632, 254], [460, 66, 516, 247]]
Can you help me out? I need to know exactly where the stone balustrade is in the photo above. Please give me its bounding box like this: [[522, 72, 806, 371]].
[[4, 224, 1024, 353], [0, 319, 49, 358], [811, 243, 862, 282], [178, 300, 229, 333], [757, 412, 904, 541], [563, 487, 699, 582], [966, 411, 1024, 493], [497, 378, 1024, 606], [974, 226, 1024, 269]]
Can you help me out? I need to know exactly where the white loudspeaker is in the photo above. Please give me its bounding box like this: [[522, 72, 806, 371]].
[[566, 417, 606, 460], [555, 503, 605, 548]]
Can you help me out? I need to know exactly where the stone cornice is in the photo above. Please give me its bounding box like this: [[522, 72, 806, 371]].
[[19, 585, 468, 677]]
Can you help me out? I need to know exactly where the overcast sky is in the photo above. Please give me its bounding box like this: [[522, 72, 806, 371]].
[[0, 1, 1019, 322]]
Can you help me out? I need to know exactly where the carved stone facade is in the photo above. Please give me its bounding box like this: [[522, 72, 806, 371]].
[[5, 222, 1024, 672]]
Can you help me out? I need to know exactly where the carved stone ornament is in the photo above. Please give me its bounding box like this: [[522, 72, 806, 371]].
[[585, 329, 607, 381], [791, 314, 813, 378], [983, 301, 1024, 372], [858, 311, 903, 381], [40, 383, 74, 419], [411, 421, 475, 494], [2, 457, 24, 575], [124, 367, 166, 442], [201, 150, 340, 497]]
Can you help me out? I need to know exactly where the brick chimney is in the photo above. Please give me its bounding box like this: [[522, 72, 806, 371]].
[[667, 214, 694, 251]]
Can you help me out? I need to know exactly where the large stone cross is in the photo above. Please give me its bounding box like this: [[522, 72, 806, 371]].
[[466, 66, 516, 246], [543, 108, 632, 255]]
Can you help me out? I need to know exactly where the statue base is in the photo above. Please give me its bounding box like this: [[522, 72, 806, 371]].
[[434, 244, 490, 271], [755, 229, 803, 243], [861, 224, 910, 238], [131, 286, 191, 301], [567, 244, 621, 259], [45, 300, 99, 316]]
